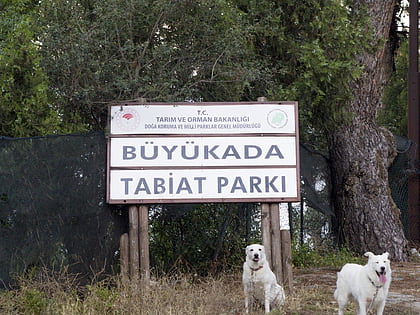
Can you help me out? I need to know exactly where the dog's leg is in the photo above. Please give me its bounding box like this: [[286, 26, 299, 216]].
[[334, 289, 347, 315], [244, 285, 250, 314], [376, 300, 386, 315], [264, 284, 271, 313], [356, 299, 367, 315], [337, 301, 345, 315], [334, 273, 349, 315], [337, 300, 346, 315]]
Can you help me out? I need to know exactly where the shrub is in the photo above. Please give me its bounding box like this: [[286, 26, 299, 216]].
[[16, 287, 48, 315], [292, 242, 363, 268]]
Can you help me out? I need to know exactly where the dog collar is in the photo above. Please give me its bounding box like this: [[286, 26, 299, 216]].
[[250, 266, 264, 272], [368, 276, 383, 289]]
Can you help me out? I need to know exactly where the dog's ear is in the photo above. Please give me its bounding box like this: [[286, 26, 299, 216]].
[[383, 252, 389, 259], [364, 252, 373, 258]]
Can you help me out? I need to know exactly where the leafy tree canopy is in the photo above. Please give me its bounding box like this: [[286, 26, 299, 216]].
[[236, 0, 370, 146], [0, 0, 87, 137], [37, 0, 258, 129], [1, 0, 400, 143], [35, 0, 370, 141]]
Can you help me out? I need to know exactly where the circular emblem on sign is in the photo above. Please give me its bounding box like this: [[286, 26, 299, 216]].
[[267, 109, 288, 129], [114, 108, 141, 132]]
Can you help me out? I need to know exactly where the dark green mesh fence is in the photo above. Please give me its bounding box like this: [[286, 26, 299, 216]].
[[0, 132, 410, 288], [0, 132, 127, 288], [299, 144, 333, 217], [388, 136, 412, 237]]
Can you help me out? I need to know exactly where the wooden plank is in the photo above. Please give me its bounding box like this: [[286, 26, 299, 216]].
[[119, 233, 129, 280], [281, 229, 293, 292], [261, 203, 272, 267], [128, 205, 140, 280], [139, 205, 150, 283], [269, 203, 283, 284]]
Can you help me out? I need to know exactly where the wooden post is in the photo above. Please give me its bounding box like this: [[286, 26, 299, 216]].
[[269, 203, 283, 284], [139, 205, 150, 283], [280, 203, 294, 292], [120, 233, 129, 280], [261, 203, 272, 267], [128, 205, 140, 280], [281, 229, 293, 292]]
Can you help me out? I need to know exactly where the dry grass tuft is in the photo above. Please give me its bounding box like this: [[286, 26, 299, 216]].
[[1, 265, 418, 314], [114, 273, 245, 315]]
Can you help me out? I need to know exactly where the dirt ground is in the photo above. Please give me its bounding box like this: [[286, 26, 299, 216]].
[[294, 261, 420, 314]]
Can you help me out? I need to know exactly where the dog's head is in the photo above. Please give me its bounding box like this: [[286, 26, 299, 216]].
[[364, 252, 391, 285], [245, 244, 266, 263]]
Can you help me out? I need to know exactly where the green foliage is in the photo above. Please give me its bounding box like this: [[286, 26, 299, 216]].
[[0, 0, 87, 137], [378, 38, 408, 136], [289, 202, 363, 268], [292, 242, 363, 268], [149, 203, 260, 275], [33, 0, 369, 139], [15, 287, 48, 315], [85, 282, 118, 314], [235, 0, 370, 147], [0, 290, 15, 313], [2, 0, 373, 140], [37, 0, 257, 129], [0, 0, 399, 141]]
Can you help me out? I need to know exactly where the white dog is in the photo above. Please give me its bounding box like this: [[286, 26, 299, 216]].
[[334, 252, 392, 315], [242, 244, 285, 313]]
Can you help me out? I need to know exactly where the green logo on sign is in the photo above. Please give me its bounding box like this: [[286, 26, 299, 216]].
[[267, 109, 288, 128]]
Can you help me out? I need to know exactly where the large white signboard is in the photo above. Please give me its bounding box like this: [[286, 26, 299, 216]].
[[107, 102, 299, 204]]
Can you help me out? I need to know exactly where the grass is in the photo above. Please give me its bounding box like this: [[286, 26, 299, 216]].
[[0, 271, 245, 315], [1, 268, 417, 315], [0, 248, 418, 314]]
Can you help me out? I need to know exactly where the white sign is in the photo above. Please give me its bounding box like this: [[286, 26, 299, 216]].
[[109, 168, 298, 202], [279, 203, 290, 230], [107, 102, 300, 204], [110, 136, 296, 167], [109, 103, 296, 135]]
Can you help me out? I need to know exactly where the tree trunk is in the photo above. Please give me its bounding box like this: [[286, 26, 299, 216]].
[[329, 0, 408, 261]]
